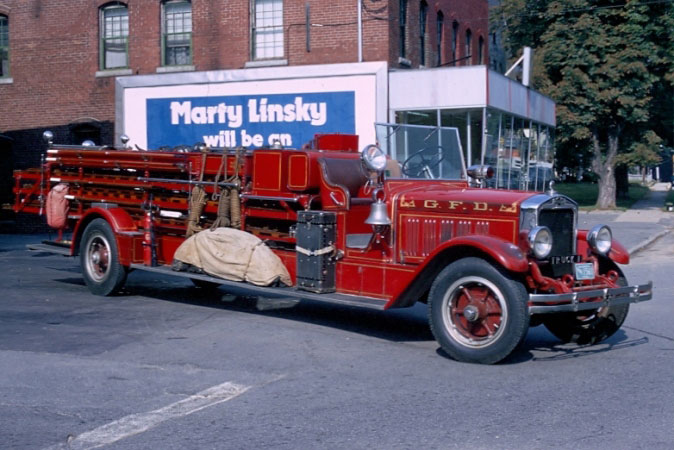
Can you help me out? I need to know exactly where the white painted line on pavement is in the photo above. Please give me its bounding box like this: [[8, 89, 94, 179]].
[[46, 381, 250, 450]]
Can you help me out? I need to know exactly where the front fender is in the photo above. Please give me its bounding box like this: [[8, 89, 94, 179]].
[[387, 235, 528, 309], [577, 230, 629, 264]]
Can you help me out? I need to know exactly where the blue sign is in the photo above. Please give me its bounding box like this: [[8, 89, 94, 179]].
[[146, 91, 355, 149]]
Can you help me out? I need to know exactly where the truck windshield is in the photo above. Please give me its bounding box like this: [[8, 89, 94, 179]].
[[375, 123, 466, 180]]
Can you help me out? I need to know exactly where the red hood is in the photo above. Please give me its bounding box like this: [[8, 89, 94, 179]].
[[387, 181, 536, 217]]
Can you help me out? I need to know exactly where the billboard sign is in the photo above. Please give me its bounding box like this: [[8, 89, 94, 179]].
[[146, 91, 355, 149], [117, 62, 388, 150]]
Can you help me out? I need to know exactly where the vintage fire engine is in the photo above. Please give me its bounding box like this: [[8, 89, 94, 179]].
[[12, 126, 652, 364]]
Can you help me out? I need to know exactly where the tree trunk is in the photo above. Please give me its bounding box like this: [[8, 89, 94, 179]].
[[591, 129, 619, 209]]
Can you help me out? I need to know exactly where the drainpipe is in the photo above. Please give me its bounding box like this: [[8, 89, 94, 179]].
[[358, 0, 363, 62]]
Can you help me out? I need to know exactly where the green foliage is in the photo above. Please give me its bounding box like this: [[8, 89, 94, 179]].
[[494, 0, 674, 208], [617, 130, 663, 167]]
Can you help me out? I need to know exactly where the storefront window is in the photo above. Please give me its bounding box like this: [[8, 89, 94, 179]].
[[396, 110, 437, 126]]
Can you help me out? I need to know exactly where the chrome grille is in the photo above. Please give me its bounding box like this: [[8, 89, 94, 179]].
[[539, 208, 575, 276]]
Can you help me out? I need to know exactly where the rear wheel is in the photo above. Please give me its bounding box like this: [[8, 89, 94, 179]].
[[543, 264, 629, 345], [428, 257, 529, 364], [80, 218, 127, 296]]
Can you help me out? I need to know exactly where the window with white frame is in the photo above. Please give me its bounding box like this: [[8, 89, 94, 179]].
[[100, 3, 129, 70], [252, 0, 283, 60], [0, 14, 9, 77], [162, 0, 192, 66]]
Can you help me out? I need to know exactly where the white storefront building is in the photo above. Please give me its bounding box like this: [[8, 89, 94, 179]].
[[116, 61, 555, 191]]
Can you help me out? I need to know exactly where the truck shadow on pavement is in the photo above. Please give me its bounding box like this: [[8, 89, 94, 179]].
[[53, 270, 435, 344], [500, 328, 649, 364], [51, 267, 650, 364]]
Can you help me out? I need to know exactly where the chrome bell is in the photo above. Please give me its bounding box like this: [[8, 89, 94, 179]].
[[365, 198, 391, 226]]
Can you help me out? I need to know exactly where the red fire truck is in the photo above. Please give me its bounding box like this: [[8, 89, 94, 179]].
[[12, 125, 652, 364]]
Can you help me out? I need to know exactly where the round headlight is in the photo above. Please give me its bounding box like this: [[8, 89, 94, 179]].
[[528, 226, 553, 259], [588, 224, 612, 255], [361, 144, 387, 172]]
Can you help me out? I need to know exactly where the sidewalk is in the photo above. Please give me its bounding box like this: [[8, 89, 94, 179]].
[[578, 182, 674, 255]]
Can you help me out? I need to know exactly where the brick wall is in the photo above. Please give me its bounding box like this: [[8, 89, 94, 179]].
[[0, 0, 487, 135]]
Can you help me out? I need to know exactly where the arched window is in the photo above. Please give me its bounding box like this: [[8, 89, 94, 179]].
[[399, 0, 407, 59], [451, 21, 458, 66], [100, 3, 129, 70], [465, 28, 472, 65], [0, 14, 8, 77], [436, 11, 443, 66], [162, 0, 192, 66], [478, 35, 484, 64], [419, 1, 427, 66]]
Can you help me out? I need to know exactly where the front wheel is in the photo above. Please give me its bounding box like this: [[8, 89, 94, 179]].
[[428, 258, 529, 364], [80, 218, 127, 296], [543, 263, 629, 345]]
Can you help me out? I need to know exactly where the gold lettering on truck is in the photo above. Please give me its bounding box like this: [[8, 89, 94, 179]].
[[473, 202, 488, 211], [448, 201, 463, 210], [424, 200, 439, 209], [400, 195, 416, 208], [499, 202, 518, 213]]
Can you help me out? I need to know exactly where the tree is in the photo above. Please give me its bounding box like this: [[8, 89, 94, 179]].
[[494, 0, 674, 208]]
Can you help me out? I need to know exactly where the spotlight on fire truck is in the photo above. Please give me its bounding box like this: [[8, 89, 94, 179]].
[[588, 224, 612, 255], [42, 130, 54, 146], [466, 164, 495, 186], [361, 144, 387, 172], [120, 134, 130, 148]]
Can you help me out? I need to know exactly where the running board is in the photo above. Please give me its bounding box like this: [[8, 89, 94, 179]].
[[130, 263, 387, 310], [27, 243, 72, 256]]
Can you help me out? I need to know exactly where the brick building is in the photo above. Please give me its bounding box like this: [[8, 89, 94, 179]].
[[0, 0, 488, 166]]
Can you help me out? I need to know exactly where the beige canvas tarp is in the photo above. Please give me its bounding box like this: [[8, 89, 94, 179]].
[[173, 228, 291, 286]]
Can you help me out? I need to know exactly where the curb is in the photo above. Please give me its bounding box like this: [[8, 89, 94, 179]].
[[628, 228, 671, 256]]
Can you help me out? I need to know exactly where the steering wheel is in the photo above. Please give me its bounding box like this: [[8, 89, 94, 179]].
[[401, 147, 445, 179]]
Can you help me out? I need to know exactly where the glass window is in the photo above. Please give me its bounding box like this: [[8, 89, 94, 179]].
[[465, 29, 472, 65], [435, 11, 443, 66], [0, 15, 8, 77], [451, 21, 458, 66], [419, 1, 427, 66], [478, 35, 484, 64], [252, 0, 283, 60], [100, 4, 129, 70], [399, 0, 407, 59], [162, 1, 192, 66], [396, 110, 437, 126]]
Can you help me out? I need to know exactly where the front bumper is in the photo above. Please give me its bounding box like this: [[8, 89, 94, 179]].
[[528, 281, 653, 314]]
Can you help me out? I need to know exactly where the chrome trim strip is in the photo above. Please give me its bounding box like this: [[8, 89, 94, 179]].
[[241, 194, 299, 202], [528, 281, 653, 314]]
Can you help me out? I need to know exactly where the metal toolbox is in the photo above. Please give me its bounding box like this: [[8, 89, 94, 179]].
[[296, 211, 337, 293]]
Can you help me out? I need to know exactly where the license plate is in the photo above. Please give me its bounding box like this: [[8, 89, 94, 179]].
[[574, 263, 595, 280]]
